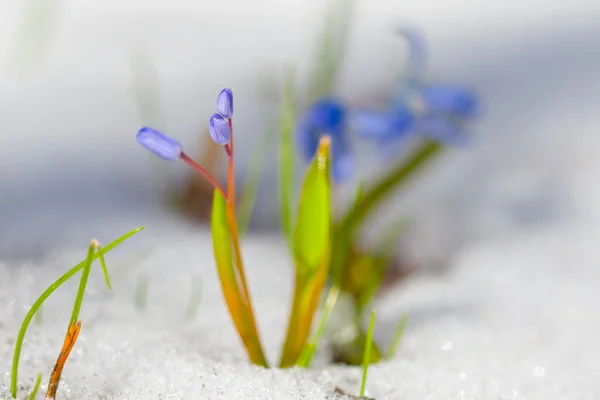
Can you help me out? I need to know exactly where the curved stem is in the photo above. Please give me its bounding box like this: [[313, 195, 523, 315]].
[[180, 152, 227, 200]]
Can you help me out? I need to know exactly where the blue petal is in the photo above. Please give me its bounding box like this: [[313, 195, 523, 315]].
[[421, 84, 479, 118], [216, 88, 234, 118], [209, 113, 231, 145], [350, 107, 415, 142], [296, 97, 347, 162], [136, 127, 182, 161], [332, 150, 355, 183]]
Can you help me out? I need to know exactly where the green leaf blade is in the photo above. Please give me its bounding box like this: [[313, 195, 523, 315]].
[[292, 136, 332, 272]]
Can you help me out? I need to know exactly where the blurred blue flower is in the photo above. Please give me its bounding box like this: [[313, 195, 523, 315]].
[[209, 113, 231, 145], [136, 127, 182, 161], [420, 84, 479, 118], [349, 105, 415, 143], [296, 97, 355, 182], [216, 88, 234, 118]]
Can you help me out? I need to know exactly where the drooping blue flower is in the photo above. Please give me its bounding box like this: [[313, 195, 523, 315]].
[[296, 97, 355, 182], [420, 84, 479, 118], [209, 113, 231, 145], [216, 88, 234, 118], [349, 105, 415, 143], [136, 127, 182, 161]]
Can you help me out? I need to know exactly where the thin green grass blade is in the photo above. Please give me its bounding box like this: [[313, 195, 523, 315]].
[[331, 141, 443, 286], [28, 373, 42, 400], [279, 70, 296, 247], [331, 182, 364, 285], [360, 310, 376, 398], [96, 245, 112, 290], [238, 126, 276, 236], [69, 241, 97, 325], [387, 313, 408, 359], [306, 0, 357, 103], [10, 226, 144, 398], [297, 285, 340, 367]]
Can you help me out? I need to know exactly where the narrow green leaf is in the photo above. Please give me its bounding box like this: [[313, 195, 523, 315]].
[[279, 70, 296, 247], [10, 226, 144, 398], [360, 310, 376, 398], [330, 182, 364, 285], [387, 313, 408, 359], [28, 373, 42, 400], [280, 136, 332, 367], [238, 126, 275, 236], [211, 190, 268, 366], [96, 245, 112, 290], [292, 136, 332, 271], [69, 241, 97, 325], [297, 285, 340, 367], [211, 191, 236, 283], [306, 0, 357, 103], [331, 140, 443, 287]]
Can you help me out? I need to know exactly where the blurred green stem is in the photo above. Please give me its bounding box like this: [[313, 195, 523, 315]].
[[330, 140, 443, 285]]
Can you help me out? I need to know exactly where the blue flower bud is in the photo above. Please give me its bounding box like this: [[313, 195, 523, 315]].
[[209, 113, 231, 145], [216, 88, 234, 118], [136, 127, 182, 161]]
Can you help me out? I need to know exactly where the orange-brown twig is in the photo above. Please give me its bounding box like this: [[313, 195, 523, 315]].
[[45, 321, 81, 400]]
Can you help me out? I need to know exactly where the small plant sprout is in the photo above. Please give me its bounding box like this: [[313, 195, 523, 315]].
[[386, 313, 408, 359], [10, 227, 144, 398], [45, 239, 99, 399], [28, 373, 42, 400], [297, 285, 340, 367], [137, 89, 268, 366], [360, 310, 376, 398], [137, 88, 334, 368]]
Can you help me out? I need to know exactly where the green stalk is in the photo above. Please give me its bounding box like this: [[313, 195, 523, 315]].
[[28, 373, 42, 400], [331, 140, 443, 285], [386, 313, 408, 359], [69, 241, 96, 325], [297, 285, 340, 367], [360, 310, 376, 398]]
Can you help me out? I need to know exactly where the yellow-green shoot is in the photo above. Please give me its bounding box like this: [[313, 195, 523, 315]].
[[279, 136, 332, 367], [360, 310, 376, 398]]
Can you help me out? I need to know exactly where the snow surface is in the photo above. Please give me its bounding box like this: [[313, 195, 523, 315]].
[[1, 0, 600, 399], [1, 216, 599, 399]]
